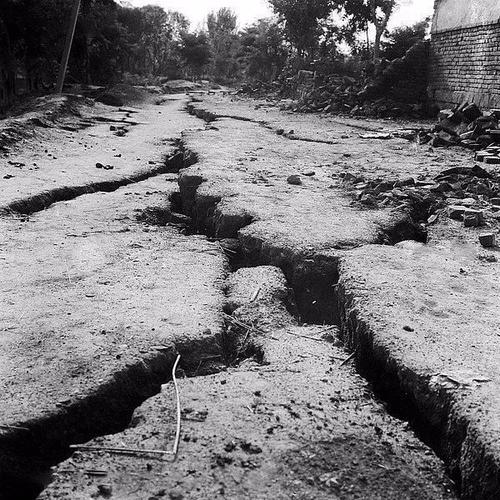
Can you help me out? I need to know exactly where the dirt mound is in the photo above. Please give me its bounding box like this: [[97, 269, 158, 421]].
[[8, 94, 93, 121], [95, 84, 153, 107], [0, 94, 94, 153]]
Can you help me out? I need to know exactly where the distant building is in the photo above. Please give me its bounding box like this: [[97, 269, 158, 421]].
[[429, 0, 500, 109]]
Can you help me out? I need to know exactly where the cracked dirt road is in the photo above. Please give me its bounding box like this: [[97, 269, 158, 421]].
[[1, 91, 499, 499]]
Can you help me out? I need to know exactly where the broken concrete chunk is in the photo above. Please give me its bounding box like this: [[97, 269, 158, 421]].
[[484, 156, 500, 165], [373, 181, 394, 194], [360, 193, 378, 206], [479, 233, 497, 248], [462, 104, 482, 123], [463, 210, 485, 228], [447, 205, 467, 220], [394, 177, 415, 188]]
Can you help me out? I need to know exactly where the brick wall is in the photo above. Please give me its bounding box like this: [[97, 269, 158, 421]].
[[429, 22, 500, 109]]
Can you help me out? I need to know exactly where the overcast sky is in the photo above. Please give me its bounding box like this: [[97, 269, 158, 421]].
[[126, 0, 435, 30]]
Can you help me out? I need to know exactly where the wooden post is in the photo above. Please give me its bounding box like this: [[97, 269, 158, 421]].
[[56, 0, 81, 94]]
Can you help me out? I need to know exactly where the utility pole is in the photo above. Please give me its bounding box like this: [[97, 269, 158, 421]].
[[56, 0, 81, 94]]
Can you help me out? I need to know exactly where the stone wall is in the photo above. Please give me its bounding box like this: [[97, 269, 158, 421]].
[[429, 0, 500, 109]]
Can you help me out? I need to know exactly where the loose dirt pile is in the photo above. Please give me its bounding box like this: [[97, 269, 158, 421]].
[[0, 94, 94, 153]]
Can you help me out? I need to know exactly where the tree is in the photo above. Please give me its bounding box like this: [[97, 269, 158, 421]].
[[0, 16, 16, 108], [181, 32, 211, 80], [268, 0, 334, 58], [206, 8, 240, 82], [382, 18, 429, 60], [369, 0, 395, 60], [334, 0, 396, 60], [238, 19, 288, 82]]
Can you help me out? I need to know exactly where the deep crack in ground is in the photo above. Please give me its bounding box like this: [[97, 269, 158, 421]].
[[3, 92, 499, 499]]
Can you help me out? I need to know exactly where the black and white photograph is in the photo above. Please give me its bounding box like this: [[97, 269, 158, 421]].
[[0, 0, 499, 498]]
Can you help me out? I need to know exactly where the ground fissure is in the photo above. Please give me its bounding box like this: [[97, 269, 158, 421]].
[[2, 91, 499, 499]]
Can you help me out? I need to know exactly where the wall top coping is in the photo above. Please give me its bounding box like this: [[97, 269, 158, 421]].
[[432, 0, 500, 33]]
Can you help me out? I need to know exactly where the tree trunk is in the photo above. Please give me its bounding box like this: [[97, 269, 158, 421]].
[[81, 0, 92, 84], [0, 17, 16, 108], [370, 0, 395, 61], [373, 29, 382, 60]]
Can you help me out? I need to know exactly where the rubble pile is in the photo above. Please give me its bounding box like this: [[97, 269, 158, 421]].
[[237, 43, 430, 119], [341, 164, 500, 240], [419, 104, 500, 152], [289, 73, 426, 119]]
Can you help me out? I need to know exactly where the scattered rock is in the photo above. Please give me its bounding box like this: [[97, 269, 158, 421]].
[[240, 441, 263, 454], [214, 454, 233, 467], [479, 233, 497, 248], [96, 484, 113, 498], [360, 193, 377, 206], [478, 253, 498, 262], [287, 175, 302, 186], [464, 210, 484, 228], [224, 441, 237, 452], [168, 490, 184, 500]]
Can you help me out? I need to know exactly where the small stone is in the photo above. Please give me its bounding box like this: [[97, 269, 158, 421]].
[[303, 171, 315, 177], [463, 210, 484, 227], [431, 182, 453, 193], [403, 326, 415, 332], [460, 198, 477, 207], [462, 103, 482, 122], [97, 484, 113, 497], [360, 193, 377, 206], [287, 175, 302, 186], [95, 162, 104, 169], [394, 177, 415, 188], [447, 205, 467, 220], [240, 441, 263, 454], [342, 172, 358, 183], [224, 441, 237, 452], [276, 128, 285, 135], [374, 181, 394, 194], [484, 156, 500, 164], [168, 490, 184, 500], [478, 253, 498, 263], [110, 125, 116, 131], [479, 233, 496, 248]]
